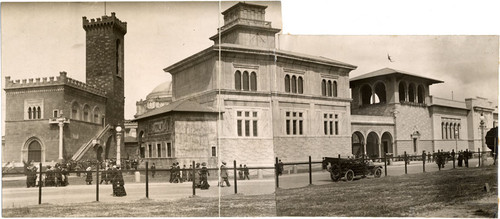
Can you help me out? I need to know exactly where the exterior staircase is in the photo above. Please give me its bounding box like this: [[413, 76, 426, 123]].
[[71, 124, 112, 161]]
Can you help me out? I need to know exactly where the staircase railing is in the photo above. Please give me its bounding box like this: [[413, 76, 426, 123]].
[[71, 124, 112, 161]]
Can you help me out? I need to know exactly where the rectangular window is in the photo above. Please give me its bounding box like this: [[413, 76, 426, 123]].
[[53, 110, 58, 118], [324, 121, 328, 135], [299, 120, 303, 135], [293, 120, 297, 135], [253, 112, 257, 117], [167, 143, 172, 157], [157, 144, 162, 158], [253, 120, 258, 136], [245, 112, 250, 117], [211, 146, 216, 157], [245, 120, 250, 136], [237, 111, 242, 117], [286, 120, 291, 135], [335, 121, 339, 135], [329, 121, 333, 135], [237, 120, 242, 136], [148, 144, 153, 158]]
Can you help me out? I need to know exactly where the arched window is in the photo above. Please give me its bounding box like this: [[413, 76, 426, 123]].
[[28, 140, 42, 162], [94, 107, 101, 124], [321, 80, 326, 96], [449, 123, 453, 140], [28, 107, 32, 120], [37, 106, 41, 119], [417, 85, 425, 103], [298, 77, 303, 94], [408, 84, 416, 102], [83, 105, 91, 122], [399, 82, 406, 102], [250, 72, 257, 91], [327, 81, 332, 96], [457, 124, 460, 139], [235, 71, 241, 90], [374, 83, 387, 103], [332, 81, 337, 97], [71, 102, 80, 120], [285, 75, 290, 93], [361, 85, 372, 105], [445, 123, 448, 139], [242, 71, 249, 91], [291, 76, 297, 93], [441, 122, 445, 139]]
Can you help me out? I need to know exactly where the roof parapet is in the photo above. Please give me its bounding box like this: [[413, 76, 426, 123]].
[[4, 71, 106, 96], [82, 12, 127, 34]]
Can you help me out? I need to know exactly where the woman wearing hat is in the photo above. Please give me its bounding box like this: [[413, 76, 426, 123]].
[[85, 166, 93, 185], [200, 162, 210, 190]]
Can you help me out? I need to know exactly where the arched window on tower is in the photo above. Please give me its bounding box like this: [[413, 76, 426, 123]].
[[361, 85, 372, 105], [417, 85, 425, 103], [321, 80, 326, 96], [291, 76, 297, 93], [399, 82, 406, 102], [242, 71, 249, 91], [332, 81, 337, 97], [235, 71, 241, 90], [250, 72, 257, 91], [374, 83, 387, 103], [298, 76, 303, 94], [285, 75, 290, 93], [409, 84, 416, 102]]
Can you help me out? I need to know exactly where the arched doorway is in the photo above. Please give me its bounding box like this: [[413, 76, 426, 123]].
[[96, 146, 103, 161], [351, 132, 365, 157], [28, 140, 42, 162], [366, 132, 380, 159], [381, 132, 393, 154]]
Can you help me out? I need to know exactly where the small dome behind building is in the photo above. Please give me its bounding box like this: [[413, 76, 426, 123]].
[[135, 80, 173, 117]]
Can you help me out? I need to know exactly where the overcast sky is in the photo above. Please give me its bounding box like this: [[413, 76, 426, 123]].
[[1, 1, 499, 135]]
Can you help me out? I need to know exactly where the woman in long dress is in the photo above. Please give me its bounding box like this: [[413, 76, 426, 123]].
[[85, 167, 93, 185]]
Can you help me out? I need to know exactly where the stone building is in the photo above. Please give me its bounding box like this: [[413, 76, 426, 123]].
[[3, 13, 127, 164], [135, 81, 173, 118], [134, 2, 357, 167], [349, 68, 498, 158]]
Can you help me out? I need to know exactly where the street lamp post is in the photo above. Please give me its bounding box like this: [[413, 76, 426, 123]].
[[115, 126, 123, 166], [479, 114, 486, 162]]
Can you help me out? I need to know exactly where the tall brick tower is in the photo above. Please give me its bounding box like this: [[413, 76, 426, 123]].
[[82, 12, 126, 127]]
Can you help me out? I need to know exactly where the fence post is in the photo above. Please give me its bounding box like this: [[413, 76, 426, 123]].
[[146, 161, 149, 199], [452, 150, 455, 169], [422, 154, 425, 173], [192, 161, 196, 196], [96, 163, 100, 202], [384, 153, 387, 176], [38, 162, 42, 205], [233, 160, 237, 194], [477, 148, 481, 167], [308, 156, 312, 185], [275, 157, 279, 188], [338, 154, 341, 159], [404, 151, 407, 174]]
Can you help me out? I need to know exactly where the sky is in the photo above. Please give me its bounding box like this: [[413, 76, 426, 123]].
[[1, 1, 499, 135]]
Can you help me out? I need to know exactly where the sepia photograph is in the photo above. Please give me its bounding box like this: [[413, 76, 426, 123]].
[[1, 0, 498, 217]]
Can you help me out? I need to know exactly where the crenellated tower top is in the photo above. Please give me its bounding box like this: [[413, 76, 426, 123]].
[[82, 12, 127, 34]]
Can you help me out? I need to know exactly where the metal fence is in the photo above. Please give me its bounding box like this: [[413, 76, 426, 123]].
[[2, 149, 496, 206]]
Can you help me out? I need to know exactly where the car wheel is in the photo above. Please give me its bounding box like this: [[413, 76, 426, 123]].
[[374, 168, 382, 178], [330, 164, 341, 182], [345, 169, 354, 182]]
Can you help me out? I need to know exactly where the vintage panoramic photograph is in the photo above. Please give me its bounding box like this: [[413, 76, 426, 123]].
[[1, 1, 499, 217]]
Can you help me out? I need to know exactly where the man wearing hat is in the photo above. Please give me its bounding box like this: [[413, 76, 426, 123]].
[[220, 161, 230, 187], [200, 162, 210, 190]]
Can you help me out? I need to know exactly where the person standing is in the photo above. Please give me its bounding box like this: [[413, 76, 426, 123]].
[[243, 164, 250, 180], [85, 166, 93, 185], [427, 152, 432, 163], [169, 164, 175, 183], [464, 149, 469, 168], [238, 164, 244, 180], [181, 164, 188, 182], [151, 163, 156, 178], [278, 160, 284, 176], [187, 164, 192, 182], [220, 161, 230, 187], [200, 162, 210, 190], [422, 150, 426, 163], [458, 150, 464, 167]]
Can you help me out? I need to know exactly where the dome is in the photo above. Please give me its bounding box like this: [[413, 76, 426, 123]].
[[146, 81, 172, 100]]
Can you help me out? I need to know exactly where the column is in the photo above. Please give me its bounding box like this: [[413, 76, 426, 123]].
[[58, 122, 64, 160]]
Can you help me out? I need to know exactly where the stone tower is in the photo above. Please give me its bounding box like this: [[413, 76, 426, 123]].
[[82, 12, 127, 127]]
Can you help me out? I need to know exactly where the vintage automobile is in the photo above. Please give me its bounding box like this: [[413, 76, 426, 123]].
[[322, 157, 383, 181]]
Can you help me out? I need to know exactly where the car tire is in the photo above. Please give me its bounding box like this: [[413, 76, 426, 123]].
[[374, 167, 382, 178], [330, 164, 341, 182], [345, 169, 354, 182]]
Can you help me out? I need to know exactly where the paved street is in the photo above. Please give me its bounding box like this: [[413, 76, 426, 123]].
[[2, 158, 493, 209]]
